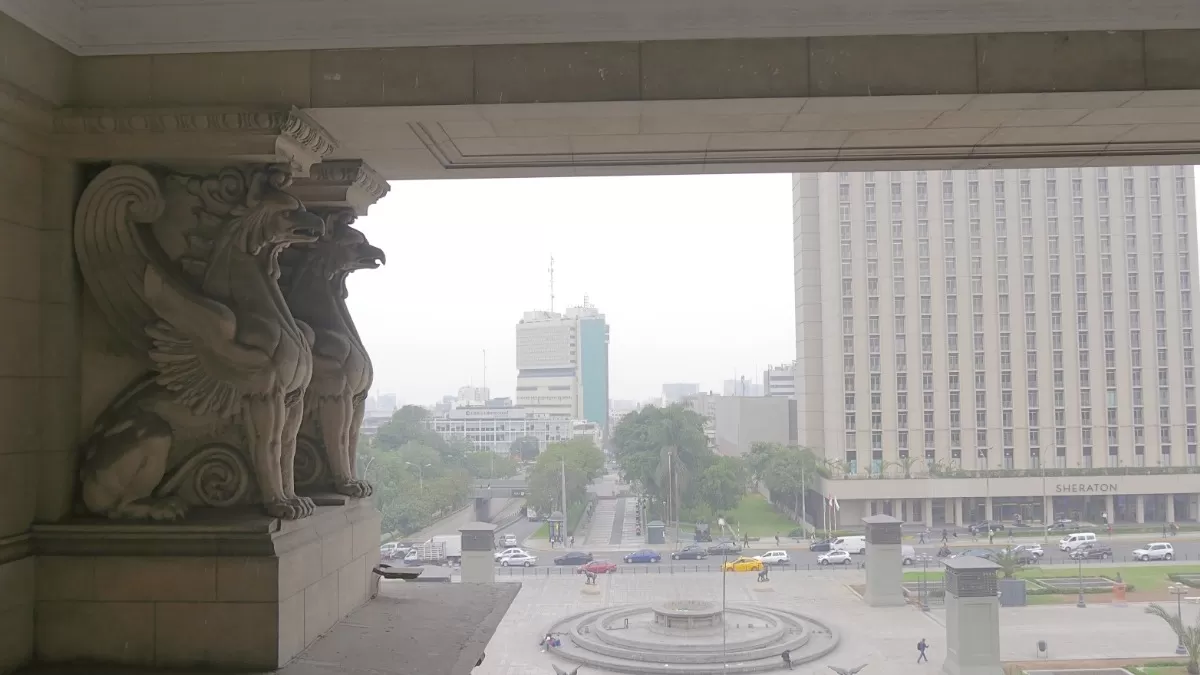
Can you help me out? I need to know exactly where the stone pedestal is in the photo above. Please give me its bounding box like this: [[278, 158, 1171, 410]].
[[32, 498, 380, 670], [863, 514, 904, 607], [942, 557, 1003, 675], [459, 521, 496, 583]]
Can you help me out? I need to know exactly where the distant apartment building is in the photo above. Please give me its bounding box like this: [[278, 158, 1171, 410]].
[[425, 406, 575, 454], [456, 385, 491, 407], [515, 302, 610, 432], [662, 382, 700, 404], [763, 362, 797, 398], [794, 166, 1200, 528], [723, 378, 763, 397]]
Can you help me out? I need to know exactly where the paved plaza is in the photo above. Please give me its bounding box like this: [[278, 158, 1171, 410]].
[[473, 569, 1186, 674]]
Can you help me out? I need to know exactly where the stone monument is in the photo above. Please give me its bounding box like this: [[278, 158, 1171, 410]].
[[34, 111, 392, 671], [460, 521, 497, 583], [941, 556, 1004, 675], [863, 514, 904, 607]]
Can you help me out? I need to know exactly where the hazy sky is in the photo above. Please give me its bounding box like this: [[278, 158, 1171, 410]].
[[346, 174, 796, 405]]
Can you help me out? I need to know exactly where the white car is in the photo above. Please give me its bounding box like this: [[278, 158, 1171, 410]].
[[499, 534, 518, 547], [818, 550, 853, 566], [500, 552, 538, 567], [1133, 542, 1175, 562], [755, 550, 790, 565], [494, 547, 528, 562]]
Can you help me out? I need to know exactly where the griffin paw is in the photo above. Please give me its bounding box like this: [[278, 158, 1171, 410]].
[[335, 479, 374, 498], [148, 497, 188, 521], [265, 498, 309, 520]]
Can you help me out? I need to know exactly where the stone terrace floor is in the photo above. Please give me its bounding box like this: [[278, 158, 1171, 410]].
[[19, 570, 1186, 675]]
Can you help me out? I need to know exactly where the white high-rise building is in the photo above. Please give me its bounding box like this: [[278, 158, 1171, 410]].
[[514, 303, 610, 429], [794, 167, 1200, 529], [763, 362, 796, 398]]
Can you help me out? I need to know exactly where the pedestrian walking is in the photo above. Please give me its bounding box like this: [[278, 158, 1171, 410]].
[[774, 533, 780, 547], [918, 531, 926, 544], [988, 530, 995, 545], [781, 649, 793, 670], [569, 535, 575, 546], [917, 638, 929, 663], [941, 529, 949, 544]]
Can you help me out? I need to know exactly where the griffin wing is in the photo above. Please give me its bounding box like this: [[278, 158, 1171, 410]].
[[74, 165, 167, 354], [76, 165, 275, 419]]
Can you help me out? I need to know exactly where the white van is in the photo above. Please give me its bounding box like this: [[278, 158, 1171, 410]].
[[831, 535, 867, 554], [1058, 532, 1097, 552], [901, 544, 916, 565]]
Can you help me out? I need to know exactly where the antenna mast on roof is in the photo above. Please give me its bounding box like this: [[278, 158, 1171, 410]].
[[549, 255, 556, 313]]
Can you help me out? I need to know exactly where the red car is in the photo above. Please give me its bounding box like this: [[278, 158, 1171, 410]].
[[577, 559, 618, 575]]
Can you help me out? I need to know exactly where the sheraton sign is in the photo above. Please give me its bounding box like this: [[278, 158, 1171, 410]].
[[1054, 482, 1119, 494]]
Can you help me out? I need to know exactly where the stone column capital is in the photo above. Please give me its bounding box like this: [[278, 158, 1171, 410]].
[[52, 106, 337, 176]]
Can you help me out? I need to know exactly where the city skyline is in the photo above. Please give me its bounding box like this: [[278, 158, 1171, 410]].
[[345, 174, 795, 404]]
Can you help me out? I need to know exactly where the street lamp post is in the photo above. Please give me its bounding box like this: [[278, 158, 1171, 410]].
[[1171, 583, 1189, 655], [917, 553, 933, 612], [721, 543, 729, 671], [406, 461, 431, 492], [1075, 552, 1087, 608]]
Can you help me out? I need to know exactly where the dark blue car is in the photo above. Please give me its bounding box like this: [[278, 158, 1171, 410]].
[[623, 549, 662, 563]]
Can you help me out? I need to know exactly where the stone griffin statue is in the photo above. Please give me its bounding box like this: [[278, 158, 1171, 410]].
[[279, 210, 384, 498], [74, 164, 326, 520]]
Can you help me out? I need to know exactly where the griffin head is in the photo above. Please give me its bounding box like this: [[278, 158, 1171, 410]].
[[828, 665, 869, 675]]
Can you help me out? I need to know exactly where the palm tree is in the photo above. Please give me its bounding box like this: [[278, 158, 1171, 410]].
[[1145, 604, 1200, 674], [991, 548, 1025, 580], [889, 456, 921, 479]]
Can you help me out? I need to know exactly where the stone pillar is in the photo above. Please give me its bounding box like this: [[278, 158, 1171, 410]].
[[460, 522, 497, 583], [863, 515, 904, 607], [893, 499, 904, 521], [1044, 495, 1054, 525], [1167, 494, 1176, 523], [1137, 495, 1146, 524], [942, 557, 1003, 675], [956, 498, 965, 527], [1105, 494, 1115, 524], [984, 496, 994, 522], [944, 498, 955, 525], [925, 499, 935, 528]]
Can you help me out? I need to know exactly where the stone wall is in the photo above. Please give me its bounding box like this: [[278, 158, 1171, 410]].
[[0, 11, 78, 674]]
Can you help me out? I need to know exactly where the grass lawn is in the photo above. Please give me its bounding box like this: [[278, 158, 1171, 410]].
[[903, 563, 1200, 595], [725, 494, 800, 537]]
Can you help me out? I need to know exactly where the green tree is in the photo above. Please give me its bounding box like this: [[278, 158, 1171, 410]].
[[746, 442, 781, 489], [696, 456, 747, 512], [991, 548, 1025, 579], [612, 405, 713, 512], [464, 450, 518, 479], [761, 445, 820, 529], [509, 435, 541, 462], [1145, 604, 1200, 674], [526, 437, 606, 514]]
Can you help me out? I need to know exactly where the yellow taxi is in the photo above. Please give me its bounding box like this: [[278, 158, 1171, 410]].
[[721, 556, 764, 572]]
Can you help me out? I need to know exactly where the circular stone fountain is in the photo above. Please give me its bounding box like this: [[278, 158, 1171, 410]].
[[547, 600, 839, 674]]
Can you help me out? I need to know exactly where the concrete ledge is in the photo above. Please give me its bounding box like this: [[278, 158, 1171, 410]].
[[32, 499, 381, 670]]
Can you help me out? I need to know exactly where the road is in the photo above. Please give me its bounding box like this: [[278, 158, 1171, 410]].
[[502, 534, 1200, 571]]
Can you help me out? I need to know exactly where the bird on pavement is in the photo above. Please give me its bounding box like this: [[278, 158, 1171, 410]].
[[828, 665, 869, 675]]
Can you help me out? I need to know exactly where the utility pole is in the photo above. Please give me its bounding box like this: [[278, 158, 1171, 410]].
[[560, 457, 568, 540], [800, 463, 807, 534]]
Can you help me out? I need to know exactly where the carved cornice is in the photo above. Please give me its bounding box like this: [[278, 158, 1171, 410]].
[[291, 159, 390, 216], [53, 106, 338, 176]]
